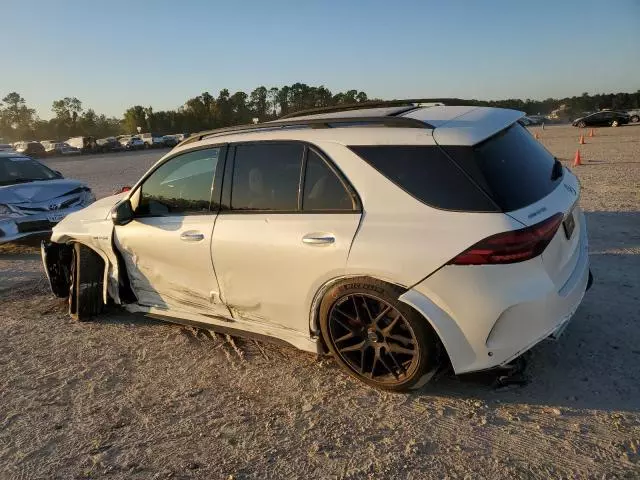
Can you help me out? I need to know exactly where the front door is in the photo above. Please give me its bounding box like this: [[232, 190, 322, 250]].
[[114, 146, 231, 318], [211, 142, 361, 334]]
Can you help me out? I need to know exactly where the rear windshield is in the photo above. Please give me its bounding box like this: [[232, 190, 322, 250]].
[[442, 123, 562, 211], [348, 145, 498, 212]]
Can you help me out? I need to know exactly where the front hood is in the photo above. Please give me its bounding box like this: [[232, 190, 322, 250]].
[[59, 192, 126, 223], [0, 178, 87, 204]]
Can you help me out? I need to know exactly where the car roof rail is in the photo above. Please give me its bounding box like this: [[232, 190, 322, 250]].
[[279, 99, 450, 119], [178, 115, 434, 147]]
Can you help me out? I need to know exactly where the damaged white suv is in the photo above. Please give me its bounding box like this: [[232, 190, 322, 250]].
[[42, 104, 592, 391]]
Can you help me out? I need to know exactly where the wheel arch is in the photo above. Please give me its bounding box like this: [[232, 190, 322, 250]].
[[309, 274, 452, 367], [56, 237, 114, 304]]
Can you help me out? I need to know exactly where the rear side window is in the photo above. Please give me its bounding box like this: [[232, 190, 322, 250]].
[[231, 143, 303, 211], [303, 150, 354, 211], [349, 145, 498, 212], [442, 124, 562, 212]]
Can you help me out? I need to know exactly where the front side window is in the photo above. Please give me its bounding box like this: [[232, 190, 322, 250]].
[[303, 150, 354, 211], [137, 148, 220, 216], [230, 143, 303, 211]]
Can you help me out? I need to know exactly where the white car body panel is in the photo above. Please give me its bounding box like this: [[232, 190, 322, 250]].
[[211, 213, 361, 334], [114, 215, 230, 318], [401, 208, 589, 373]]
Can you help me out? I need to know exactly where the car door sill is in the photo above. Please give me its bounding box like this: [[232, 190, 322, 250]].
[[124, 304, 321, 354]]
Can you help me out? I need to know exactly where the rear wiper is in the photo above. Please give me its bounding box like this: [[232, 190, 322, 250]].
[[551, 158, 563, 180]]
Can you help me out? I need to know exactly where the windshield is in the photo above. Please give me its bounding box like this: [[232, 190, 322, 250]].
[[0, 156, 59, 186]]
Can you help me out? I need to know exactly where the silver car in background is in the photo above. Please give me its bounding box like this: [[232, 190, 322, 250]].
[[0, 151, 94, 243]]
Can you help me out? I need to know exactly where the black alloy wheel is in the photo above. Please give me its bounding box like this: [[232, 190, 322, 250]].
[[328, 293, 420, 384]]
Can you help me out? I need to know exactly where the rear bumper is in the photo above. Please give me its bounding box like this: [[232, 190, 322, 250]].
[[400, 227, 591, 375]]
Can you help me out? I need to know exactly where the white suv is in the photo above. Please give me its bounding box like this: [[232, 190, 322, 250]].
[[41, 104, 592, 391]]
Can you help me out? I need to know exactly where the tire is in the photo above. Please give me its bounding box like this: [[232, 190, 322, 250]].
[[611, 120, 619, 127], [319, 278, 441, 391], [631, 115, 639, 123], [577, 121, 586, 128], [68, 243, 105, 321]]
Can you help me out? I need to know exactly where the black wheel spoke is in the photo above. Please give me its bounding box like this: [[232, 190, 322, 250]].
[[387, 343, 415, 356], [338, 340, 366, 354], [387, 334, 415, 346], [360, 296, 375, 325], [332, 315, 358, 336], [351, 295, 361, 322], [385, 347, 406, 376], [334, 331, 355, 344], [359, 346, 366, 374], [369, 351, 379, 378], [381, 313, 401, 335], [376, 349, 399, 379], [371, 305, 391, 327], [334, 306, 358, 324]]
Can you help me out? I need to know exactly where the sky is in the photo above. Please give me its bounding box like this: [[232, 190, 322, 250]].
[[1, 0, 638, 119]]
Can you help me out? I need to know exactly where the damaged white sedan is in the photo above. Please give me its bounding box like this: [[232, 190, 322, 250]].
[[42, 104, 593, 391], [1, 152, 94, 243]]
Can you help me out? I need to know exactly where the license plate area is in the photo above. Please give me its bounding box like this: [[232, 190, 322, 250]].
[[563, 209, 575, 239]]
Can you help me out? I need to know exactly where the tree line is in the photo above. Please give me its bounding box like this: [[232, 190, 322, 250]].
[[1, 85, 639, 143]]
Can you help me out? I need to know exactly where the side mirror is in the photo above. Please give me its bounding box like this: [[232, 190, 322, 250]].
[[111, 199, 134, 226], [54, 170, 63, 177]]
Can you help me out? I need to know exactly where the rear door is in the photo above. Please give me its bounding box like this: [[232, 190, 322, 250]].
[[211, 142, 361, 334]]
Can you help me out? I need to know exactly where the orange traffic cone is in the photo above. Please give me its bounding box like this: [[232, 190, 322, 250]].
[[579, 135, 585, 145], [589, 128, 594, 137], [573, 149, 582, 167], [534, 132, 540, 139]]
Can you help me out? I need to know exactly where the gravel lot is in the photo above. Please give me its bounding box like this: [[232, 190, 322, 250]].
[[1, 126, 639, 479]]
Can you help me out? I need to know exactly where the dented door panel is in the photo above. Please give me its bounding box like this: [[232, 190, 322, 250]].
[[114, 215, 232, 318], [211, 213, 361, 334]]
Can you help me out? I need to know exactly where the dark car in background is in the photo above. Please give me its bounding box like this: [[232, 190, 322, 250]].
[[0, 152, 95, 243], [96, 137, 123, 153], [14, 141, 46, 157], [572, 111, 630, 128], [162, 135, 178, 148]]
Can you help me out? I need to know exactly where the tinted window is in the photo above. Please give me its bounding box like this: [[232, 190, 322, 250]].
[[303, 150, 354, 211], [138, 148, 220, 215], [442, 123, 562, 212], [349, 145, 497, 212], [231, 143, 303, 211]]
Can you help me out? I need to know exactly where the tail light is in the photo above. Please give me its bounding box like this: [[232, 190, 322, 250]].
[[448, 213, 563, 265]]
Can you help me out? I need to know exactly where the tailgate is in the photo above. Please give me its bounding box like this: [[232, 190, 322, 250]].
[[507, 169, 583, 289]]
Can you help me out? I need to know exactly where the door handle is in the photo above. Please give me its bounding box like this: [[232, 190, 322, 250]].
[[302, 233, 335, 245], [180, 230, 205, 242]]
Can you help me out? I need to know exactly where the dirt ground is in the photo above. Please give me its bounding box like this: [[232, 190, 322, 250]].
[[1, 125, 639, 479]]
